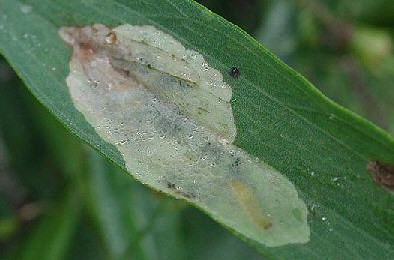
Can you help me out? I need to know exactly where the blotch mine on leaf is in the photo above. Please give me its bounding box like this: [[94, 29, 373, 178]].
[[58, 23, 310, 247], [367, 160, 394, 192]]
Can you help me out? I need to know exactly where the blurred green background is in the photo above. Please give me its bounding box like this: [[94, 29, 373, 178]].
[[1, 0, 394, 259]]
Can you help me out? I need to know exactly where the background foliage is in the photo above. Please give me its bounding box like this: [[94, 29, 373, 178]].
[[1, 0, 394, 259]]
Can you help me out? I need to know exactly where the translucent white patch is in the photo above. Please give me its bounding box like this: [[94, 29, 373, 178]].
[[59, 24, 310, 246], [20, 4, 32, 14]]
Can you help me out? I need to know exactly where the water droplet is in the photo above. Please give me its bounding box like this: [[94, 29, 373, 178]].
[[115, 139, 129, 146], [20, 4, 33, 14], [201, 62, 209, 71], [322, 216, 327, 221]]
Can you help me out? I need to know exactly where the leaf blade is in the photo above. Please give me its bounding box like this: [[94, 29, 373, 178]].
[[1, 0, 394, 259]]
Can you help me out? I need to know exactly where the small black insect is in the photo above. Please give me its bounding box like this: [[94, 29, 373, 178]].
[[229, 67, 240, 78]]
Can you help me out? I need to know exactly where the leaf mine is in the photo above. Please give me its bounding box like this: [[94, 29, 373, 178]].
[[59, 23, 310, 246]]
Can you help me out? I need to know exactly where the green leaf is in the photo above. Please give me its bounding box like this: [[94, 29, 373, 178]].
[[1, 0, 394, 259]]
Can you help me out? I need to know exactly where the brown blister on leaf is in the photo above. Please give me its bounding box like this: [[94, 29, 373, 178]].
[[76, 42, 96, 62], [60, 26, 104, 63], [59, 25, 137, 91], [367, 160, 394, 192]]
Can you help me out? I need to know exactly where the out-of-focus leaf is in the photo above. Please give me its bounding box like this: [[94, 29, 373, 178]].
[[84, 150, 186, 260], [182, 207, 264, 260], [255, 0, 297, 59]]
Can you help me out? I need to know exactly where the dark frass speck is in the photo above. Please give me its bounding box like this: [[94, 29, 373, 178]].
[[229, 66, 240, 78]]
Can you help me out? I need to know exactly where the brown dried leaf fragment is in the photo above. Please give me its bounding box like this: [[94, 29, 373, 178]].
[[367, 160, 394, 192]]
